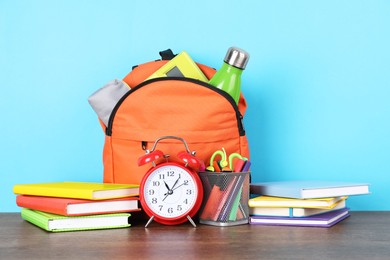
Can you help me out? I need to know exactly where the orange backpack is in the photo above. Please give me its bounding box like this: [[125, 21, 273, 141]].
[[101, 50, 250, 184]]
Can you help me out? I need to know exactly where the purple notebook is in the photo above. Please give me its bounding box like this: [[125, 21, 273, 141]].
[[249, 208, 350, 227]]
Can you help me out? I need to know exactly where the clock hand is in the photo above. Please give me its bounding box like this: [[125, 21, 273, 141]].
[[171, 182, 185, 191], [162, 193, 169, 201], [163, 176, 180, 199], [170, 175, 181, 191], [163, 189, 173, 201], [164, 180, 171, 191]]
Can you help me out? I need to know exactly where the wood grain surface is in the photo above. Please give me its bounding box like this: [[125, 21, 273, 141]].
[[0, 212, 389, 259]]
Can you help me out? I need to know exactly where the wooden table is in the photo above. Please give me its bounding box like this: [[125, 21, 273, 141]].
[[1, 212, 389, 259]]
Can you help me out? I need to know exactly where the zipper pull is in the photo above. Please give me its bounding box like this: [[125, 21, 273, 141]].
[[141, 141, 148, 151], [105, 127, 111, 136], [239, 114, 246, 136]]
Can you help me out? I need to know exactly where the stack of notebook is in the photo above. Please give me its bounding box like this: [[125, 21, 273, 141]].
[[249, 181, 370, 227], [13, 182, 140, 232]]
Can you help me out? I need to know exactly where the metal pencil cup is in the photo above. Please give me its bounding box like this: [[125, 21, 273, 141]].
[[198, 171, 250, 226]]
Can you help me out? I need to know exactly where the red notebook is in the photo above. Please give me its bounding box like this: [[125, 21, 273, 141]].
[[16, 195, 140, 216]]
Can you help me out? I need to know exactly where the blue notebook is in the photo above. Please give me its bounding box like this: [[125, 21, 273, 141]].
[[250, 181, 370, 199]]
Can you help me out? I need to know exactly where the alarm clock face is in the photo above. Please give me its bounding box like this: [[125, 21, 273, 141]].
[[142, 163, 199, 220]]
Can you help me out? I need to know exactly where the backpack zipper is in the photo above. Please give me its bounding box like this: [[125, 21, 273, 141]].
[[106, 77, 246, 137]]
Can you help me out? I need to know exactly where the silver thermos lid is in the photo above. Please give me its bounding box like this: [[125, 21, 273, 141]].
[[224, 47, 250, 69]]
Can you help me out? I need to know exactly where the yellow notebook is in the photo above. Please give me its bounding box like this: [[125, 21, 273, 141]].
[[145, 51, 208, 82], [248, 195, 347, 209], [13, 182, 139, 200]]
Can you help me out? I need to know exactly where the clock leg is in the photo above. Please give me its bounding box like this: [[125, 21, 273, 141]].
[[187, 215, 197, 228], [145, 215, 155, 228]]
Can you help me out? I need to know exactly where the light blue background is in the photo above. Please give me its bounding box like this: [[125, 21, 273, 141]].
[[1, 0, 389, 212]]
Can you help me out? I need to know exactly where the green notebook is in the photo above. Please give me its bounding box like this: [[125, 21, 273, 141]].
[[21, 208, 131, 232]]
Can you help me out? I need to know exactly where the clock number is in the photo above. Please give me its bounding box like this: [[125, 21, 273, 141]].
[[148, 189, 155, 195], [152, 181, 160, 186], [183, 199, 188, 204], [159, 174, 165, 180], [184, 180, 189, 185], [186, 189, 192, 195], [177, 205, 182, 211], [168, 207, 173, 214], [152, 198, 158, 204], [167, 171, 174, 177], [159, 205, 163, 211]]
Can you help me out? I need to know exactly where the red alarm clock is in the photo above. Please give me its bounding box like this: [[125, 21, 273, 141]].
[[138, 136, 204, 227]]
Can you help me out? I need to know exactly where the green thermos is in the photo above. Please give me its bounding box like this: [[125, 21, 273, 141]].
[[209, 47, 250, 104]]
